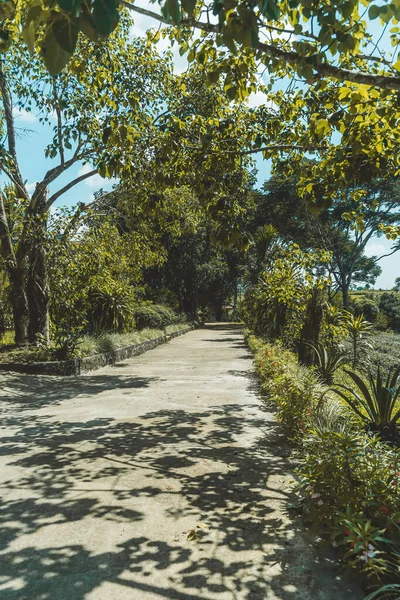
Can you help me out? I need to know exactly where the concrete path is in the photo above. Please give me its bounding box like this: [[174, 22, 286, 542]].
[[0, 324, 362, 600]]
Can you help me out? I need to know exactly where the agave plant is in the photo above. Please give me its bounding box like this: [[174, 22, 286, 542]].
[[333, 365, 400, 433], [364, 584, 400, 600], [308, 341, 347, 384]]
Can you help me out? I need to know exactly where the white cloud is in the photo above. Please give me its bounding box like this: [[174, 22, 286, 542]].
[[365, 243, 385, 257], [12, 107, 37, 123], [25, 182, 36, 195], [78, 164, 118, 189]]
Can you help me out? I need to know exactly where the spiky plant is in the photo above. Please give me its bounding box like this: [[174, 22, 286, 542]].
[[308, 341, 347, 384], [333, 365, 400, 436]]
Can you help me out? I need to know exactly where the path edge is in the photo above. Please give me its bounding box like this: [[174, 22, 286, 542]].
[[0, 324, 199, 377]]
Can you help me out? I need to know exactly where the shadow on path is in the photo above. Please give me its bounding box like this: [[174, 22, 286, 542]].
[[0, 325, 361, 600]]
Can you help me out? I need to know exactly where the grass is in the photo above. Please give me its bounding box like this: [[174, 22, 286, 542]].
[[0, 330, 14, 347], [0, 323, 190, 363], [352, 330, 400, 375]]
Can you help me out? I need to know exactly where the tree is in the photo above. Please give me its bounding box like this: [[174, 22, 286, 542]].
[[0, 24, 174, 343], [255, 173, 399, 308], [6, 0, 400, 93], [393, 277, 400, 291]]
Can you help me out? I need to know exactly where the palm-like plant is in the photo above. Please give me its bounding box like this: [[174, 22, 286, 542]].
[[308, 341, 347, 384], [333, 365, 400, 434], [342, 311, 373, 368]]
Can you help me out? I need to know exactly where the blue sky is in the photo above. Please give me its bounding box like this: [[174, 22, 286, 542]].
[[2, 4, 399, 289]]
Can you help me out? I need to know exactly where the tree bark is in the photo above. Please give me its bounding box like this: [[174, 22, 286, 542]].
[[298, 287, 323, 365], [0, 195, 29, 344], [342, 283, 350, 310], [26, 193, 50, 344]]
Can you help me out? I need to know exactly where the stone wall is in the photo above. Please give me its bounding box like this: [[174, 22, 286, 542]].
[[0, 325, 197, 376]]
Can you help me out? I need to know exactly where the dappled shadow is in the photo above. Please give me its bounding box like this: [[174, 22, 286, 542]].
[[0, 324, 361, 600], [0, 373, 160, 411], [0, 403, 360, 599]]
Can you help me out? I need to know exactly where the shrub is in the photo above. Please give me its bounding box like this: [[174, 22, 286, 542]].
[[87, 283, 136, 333], [353, 297, 379, 323], [248, 334, 327, 442], [298, 431, 400, 580], [375, 312, 389, 331], [379, 293, 400, 331], [133, 304, 179, 330]]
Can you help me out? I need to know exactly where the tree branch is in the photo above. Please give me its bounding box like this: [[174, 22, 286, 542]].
[[0, 61, 28, 200], [124, 2, 400, 90], [187, 143, 327, 155], [45, 169, 98, 210], [30, 150, 94, 211], [53, 84, 65, 166]]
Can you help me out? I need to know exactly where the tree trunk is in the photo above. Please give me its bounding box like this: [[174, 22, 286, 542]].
[[26, 195, 50, 344], [0, 195, 29, 344], [342, 283, 350, 310], [298, 287, 323, 365]]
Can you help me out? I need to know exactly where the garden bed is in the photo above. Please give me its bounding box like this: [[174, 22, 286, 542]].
[[0, 324, 197, 376]]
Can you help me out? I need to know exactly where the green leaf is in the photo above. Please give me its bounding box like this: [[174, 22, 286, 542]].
[[41, 30, 71, 76], [93, 0, 119, 36], [79, 12, 98, 41], [181, 0, 196, 17], [57, 0, 83, 13], [22, 21, 35, 53], [368, 5, 381, 19], [52, 17, 79, 54], [102, 125, 112, 144], [162, 0, 182, 24]]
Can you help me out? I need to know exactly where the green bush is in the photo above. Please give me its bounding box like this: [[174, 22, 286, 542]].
[[87, 282, 136, 333], [133, 304, 180, 330], [247, 331, 400, 589], [248, 334, 327, 442], [353, 297, 379, 323], [375, 312, 389, 331], [298, 431, 400, 580], [379, 293, 400, 331]]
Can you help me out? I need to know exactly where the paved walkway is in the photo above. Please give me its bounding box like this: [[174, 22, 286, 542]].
[[0, 324, 362, 600]]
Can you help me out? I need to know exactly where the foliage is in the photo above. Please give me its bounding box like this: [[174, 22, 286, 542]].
[[360, 332, 400, 376], [247, 331, 400, 587], [14, 0, 400, 102], [243, 243, 330, 344], [342, 311, 373, 369], [247, 333, 327, 442], [133, 303, 179, 330], [365, 584, 400, 600], [333, 366, 400, 438], [48, 216, 161, 336], [298, 431, 400, 580], [320, 304, 347, 351], [255, 173, 395, 309], [308, 341, 347, 385], [353, 297, 380, 324], [87, 283, 136, 333], [380, 293, 400, 332], [51, 330, 82, 360]]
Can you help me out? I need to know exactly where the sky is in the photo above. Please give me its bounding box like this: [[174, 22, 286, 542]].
[[2, 2, 399, 290]]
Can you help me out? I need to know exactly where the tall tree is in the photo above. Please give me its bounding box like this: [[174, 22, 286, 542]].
[[0, 23, 174, 343], [6, 0, 400, 93], [256, 173, 399, 307]]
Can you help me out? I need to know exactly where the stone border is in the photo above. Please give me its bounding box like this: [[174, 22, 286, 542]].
[[0, 324, 197, 376]]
